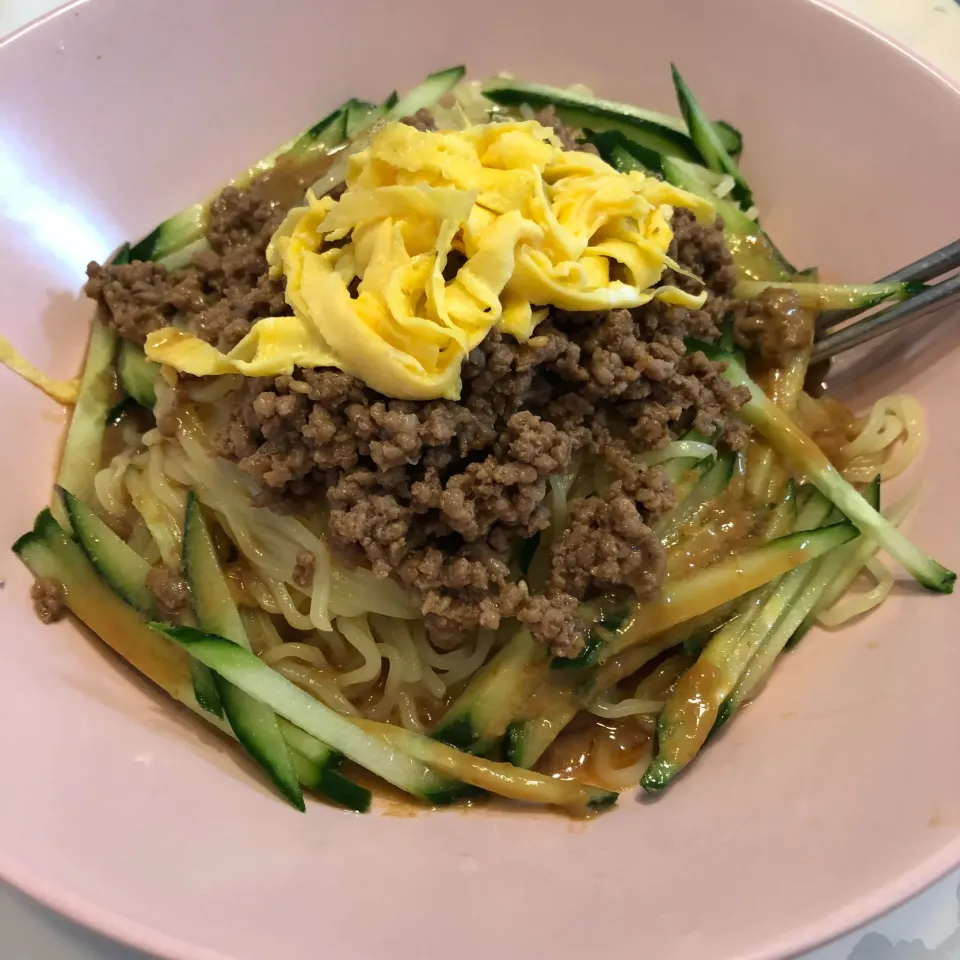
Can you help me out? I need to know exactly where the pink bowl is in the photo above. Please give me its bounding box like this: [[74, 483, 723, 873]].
[[1, 1, 959, 958]]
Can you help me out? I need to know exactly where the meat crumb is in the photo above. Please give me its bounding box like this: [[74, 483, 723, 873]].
[[292, 550, 316, 589], [145, 566, 191, 616], [31, 577, 66, 624]]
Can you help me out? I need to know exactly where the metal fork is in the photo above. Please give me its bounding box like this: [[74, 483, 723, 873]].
[[810, 239, 960, 363]]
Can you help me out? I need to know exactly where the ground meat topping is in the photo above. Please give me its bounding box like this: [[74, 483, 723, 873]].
[[84, 173, 289, 352], [292, 550, 316, 589], [145, 566, 191, 616], [534, 106, 599, 155], [732, 287, 813, 365], [400, 109, 438, 132], [85, 156, 756, 655], [550, 486, 666, 602], [31, 577, 66, 624]]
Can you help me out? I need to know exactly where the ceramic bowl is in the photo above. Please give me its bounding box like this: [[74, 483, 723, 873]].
[[0, 1, 958, 958]]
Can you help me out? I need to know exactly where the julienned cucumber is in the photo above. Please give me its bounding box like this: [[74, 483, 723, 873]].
[[154, 625, 471, 806], [670, 65, 753, 209], [702, 346, 955, 593], [57, 486, 156, 615], [642, 490, 839, 791], [181, 495, 304, 810], [56, 486, 222, 716], [579, 520, 858, 669], [117, 340, 160, 410], [656, 449, 735, 542], [661, 156, 794, 281], [13, 509, 201, 709], [363, 719, 616, 813], [718, 479, 884, 725], [481, 77, 742, 159], [587, 130, 665, 177], [386, 66, 466, 120], [183, 495, 369, 812], [432, 629, 545, 754], [734, 280, 922, 311], [54, 320, 117, 518], [277, 717, 371, 813]]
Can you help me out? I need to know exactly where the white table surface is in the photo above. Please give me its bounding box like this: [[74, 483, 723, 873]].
[[2, 1, 960, 958]]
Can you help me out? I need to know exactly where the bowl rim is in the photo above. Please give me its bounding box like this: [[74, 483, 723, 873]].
[[1, 1, 959, 958]]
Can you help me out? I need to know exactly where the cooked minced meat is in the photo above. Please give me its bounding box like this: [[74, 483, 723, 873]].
[[400, 108, 438, 132], [31, 577, 66, 624], [292, 550, 316, 589], [732, 287, 813, 365], [84, 150, 752, 656], [534, 106, 599, 155], [145, 566, 191, 616]]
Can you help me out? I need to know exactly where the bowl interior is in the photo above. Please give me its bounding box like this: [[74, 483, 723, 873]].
[[1, 2, 959, 959]]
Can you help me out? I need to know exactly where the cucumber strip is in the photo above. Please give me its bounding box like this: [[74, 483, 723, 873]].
[[128, 105, 349, 263], [153, 626, 468, 805], [216, 678, 304, 810], [387, 65, 466, 120], [703, 346, 955, 592], [642, 488, 843, 790], [661, 156, 794, 280], [344, 99, 381, 138], [482, 77, 740, 160], [157, 237, 211, 272], [364, 720, 615, 814], [734, 280, 921, 311], [287, 749, 370, 812], [182, 494, 246, 645], [58, 486, 224, 716], [657, 450, 735, 542], [276, 715, 370, 811], [117, 340, 160, 410], [586, 130, 665, 176], [13, 510, 199, 708], [670, 65, 753, 209], [57, 486, 156, 615], [432, 629, 545, 754], [184, 495, 366, 811], [54, 320, 117, 519], [597, 522, 858, 666], [789, 485, 908, 646], [189, 659, 223, 718], [128, 205, 206, 264], [718, 480, 886, 724], [183, 494, 302, 808]]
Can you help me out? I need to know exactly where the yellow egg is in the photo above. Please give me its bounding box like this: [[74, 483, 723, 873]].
[[145, 119, 715, 400]]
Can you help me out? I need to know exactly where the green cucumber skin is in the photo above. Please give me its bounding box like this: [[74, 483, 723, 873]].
[[387, 66, 466, 120], [432, 715, 479, 751], [157, 625, 466, 804], [704, 348, 955, 593], [215, 676, 305, 812], [482, 77, 742, 162], [670, 64, 753, 209], [189, 660, 224, 717], [118, 340, 159, 409], [56, 486, 156, 616]]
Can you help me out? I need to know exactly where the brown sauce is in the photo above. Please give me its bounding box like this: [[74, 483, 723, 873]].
[[537, 714, 651, 791], [254, 149, 338, 208]]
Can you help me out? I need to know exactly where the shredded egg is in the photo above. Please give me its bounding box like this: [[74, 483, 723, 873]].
[[146, 120, 715, 400], [0, 335, 79, 404]]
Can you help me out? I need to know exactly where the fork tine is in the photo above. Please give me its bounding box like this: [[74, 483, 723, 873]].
[[817, 238, 960, 331], [810, 272, 960, 363], [878, 238, 960, 285]]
